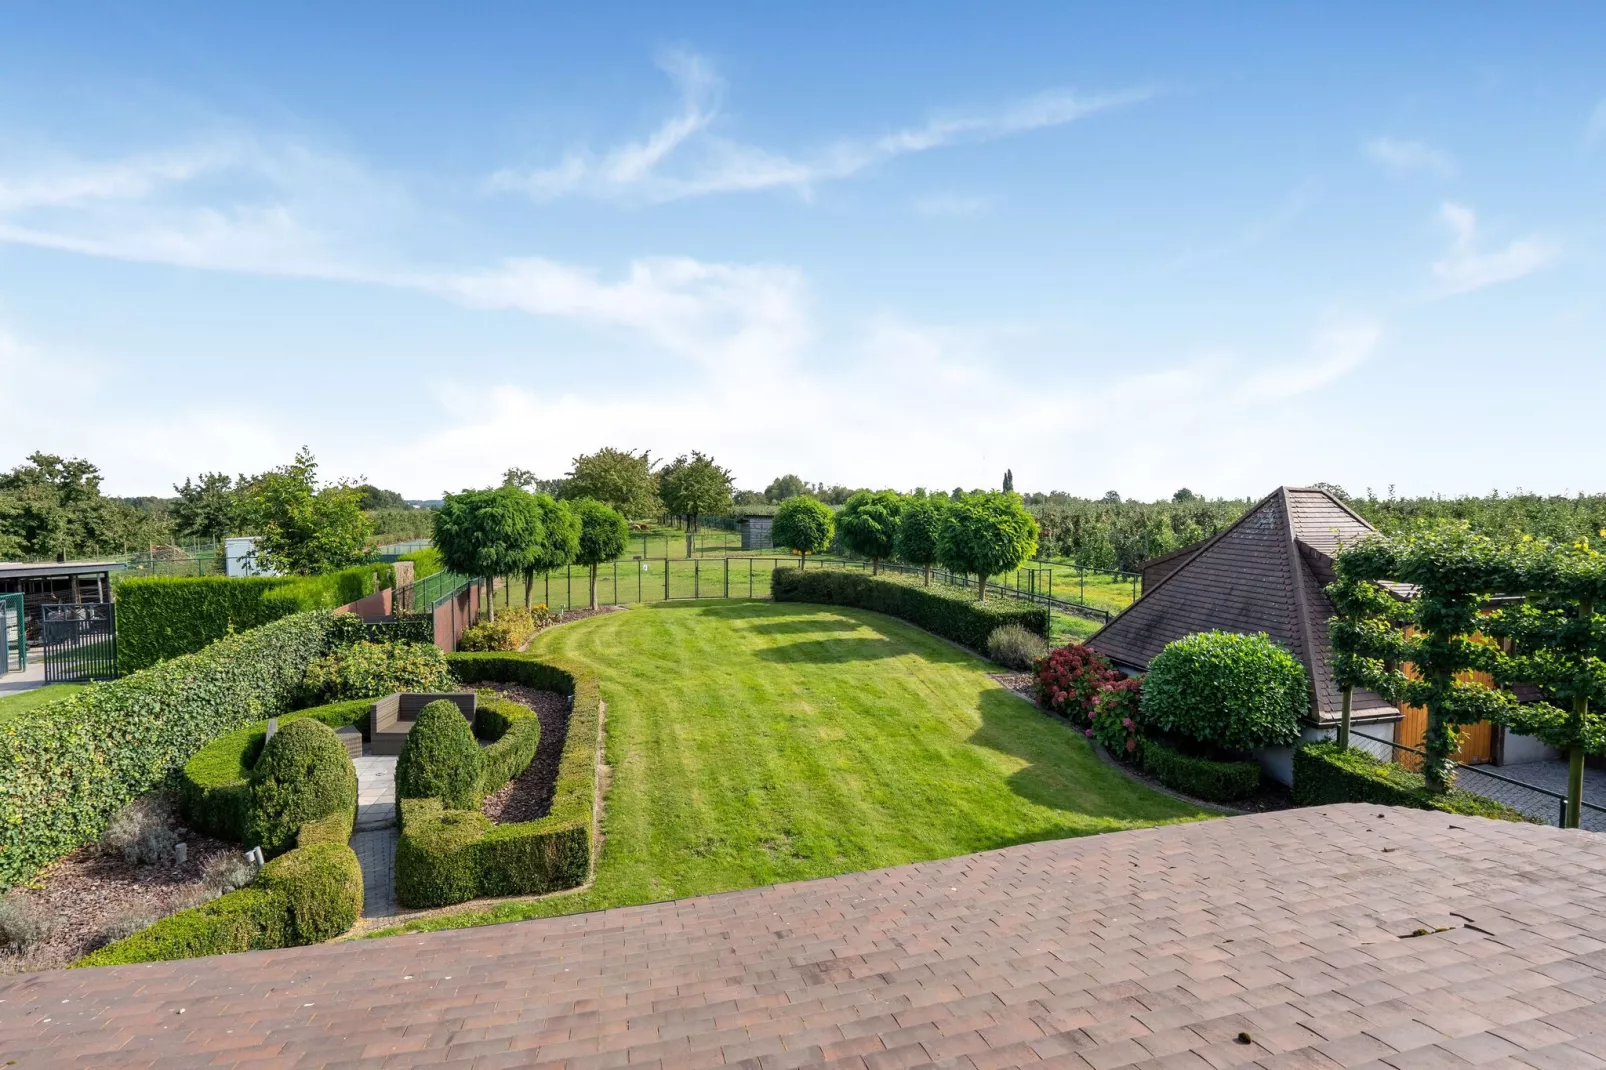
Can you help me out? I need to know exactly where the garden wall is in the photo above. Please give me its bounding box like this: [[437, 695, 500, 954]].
[[0, 611, 337, 888]]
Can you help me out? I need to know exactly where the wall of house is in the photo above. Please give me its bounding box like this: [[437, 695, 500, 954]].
[[1254, 722, 1396, 786], [1499, 731, 1559, 766]]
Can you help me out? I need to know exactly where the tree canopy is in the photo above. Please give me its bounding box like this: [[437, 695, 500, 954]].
[[571, 498, 630, 609], [432, 485, 545, 619], [773, 496, 835, 569], [764, 474, 807, 503], [836, 490, 903, 573], [936, 492, 1039, 600], [0, 452, 166, 560], [894, 494, 946, 583], [657, 451, 734, 530], [562, 448, 660, 519], [172, 473, 241, 541], [237, 449, 373, 575]]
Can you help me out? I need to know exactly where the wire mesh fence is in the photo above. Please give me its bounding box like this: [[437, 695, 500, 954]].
[[1350, 729, 1606, 831]]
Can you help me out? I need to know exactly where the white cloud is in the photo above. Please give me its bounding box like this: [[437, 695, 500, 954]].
[[1363, 137, 1457, 178], [489, 52, 1154, 203], [1431, 202, 1558, 295], [912, 193, 991, 217], [1239, 323, 1381, 402]]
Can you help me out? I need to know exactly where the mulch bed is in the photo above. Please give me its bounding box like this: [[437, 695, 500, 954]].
[[479, 686, 572, 825], [0, 822, 238, 974], [988, 672, 1036, 701]]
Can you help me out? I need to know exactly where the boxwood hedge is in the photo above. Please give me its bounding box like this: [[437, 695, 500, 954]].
[[397, 700, 484, 811], [116, 564, 395, 673], [245, 720, 358, 857], [0, 611, 336, 888], [394, 652, 598, 909], [1140, 737, 1261, 802], [770, 567, 1048, 653], [1292, 741, 1534, 822], [178, 698, 369, 843]]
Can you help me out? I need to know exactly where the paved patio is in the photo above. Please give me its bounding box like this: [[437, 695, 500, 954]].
[[4, 804, 1606, 1069], [1455, 761, 1606, 832]]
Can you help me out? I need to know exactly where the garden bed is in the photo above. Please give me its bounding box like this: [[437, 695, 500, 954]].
[[0, 814, 239, 973], [479, 685, 571, 824]]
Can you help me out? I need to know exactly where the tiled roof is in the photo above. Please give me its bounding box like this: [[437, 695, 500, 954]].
[[6, 806, 1606, 1068], [1089, 486, 1397, 722]]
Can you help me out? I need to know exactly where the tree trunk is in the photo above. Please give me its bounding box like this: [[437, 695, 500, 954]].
[[872, 558, 879, 576], [1567, 737, 1585, 830], [800, 552, 807, 571], [1422, 691, 1456, 794], [589, 564, 599, 610], [485, 577, 495, 622], [1338, 686, 1353, 750], [976, 574, 988, 602], [923, 563, 931, 586], [524, 572, 532, 609]]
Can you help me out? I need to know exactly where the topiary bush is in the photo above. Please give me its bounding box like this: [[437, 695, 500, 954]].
[[1034, 644, 1115, 718], [254, 841, 362, 944], [301, 639, 455, 703], [245, 720, 358, 857], [1141, 631, 1309, 753], [1141, 737, 1261, 802], [397, 700, 483, 811], [987, 624, 1049, 670]]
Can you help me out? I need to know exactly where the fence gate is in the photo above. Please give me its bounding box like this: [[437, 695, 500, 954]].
[[40, 602, 117, 682]]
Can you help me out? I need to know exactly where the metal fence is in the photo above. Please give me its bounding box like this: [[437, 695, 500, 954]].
[[40, 602, 117, 683], [0, 592, 23, 673], [863, 559, 1115, 624], [1350, 729, 1606, 831]]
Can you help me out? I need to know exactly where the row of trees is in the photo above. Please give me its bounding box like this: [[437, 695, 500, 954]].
[[1330, 526, 1606, 826], [770, 489, 1040, 602], [514, 448, 737, 531], [432, 487, 629, 612]]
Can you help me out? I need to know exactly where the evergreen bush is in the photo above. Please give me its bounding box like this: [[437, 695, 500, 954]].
[[301, 640, 454, 702], [1141, 631, 1308, 752], [396, 700, 483, 810], [245, 720, 358, 857]]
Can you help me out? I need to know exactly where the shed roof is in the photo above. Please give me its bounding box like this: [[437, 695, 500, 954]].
[[1087, 486, 1397, 724], [0, 560, 125, 580]]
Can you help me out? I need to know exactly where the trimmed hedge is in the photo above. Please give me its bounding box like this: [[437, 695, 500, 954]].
[[770, 567, 1048, 653], [476, 695, 540, 797], [1141, 737, 1261, 802], [1141, 631, 1308, 752], [397, 700, 483, 810], [75, 825, 362, 967], [394, 653, 598, 909], [245, 720, 358, 857], [1292, 741, 1535, 822], [116, 564, 395, 673], [179, 699, 369, 843], [0, 611, 336, 888]]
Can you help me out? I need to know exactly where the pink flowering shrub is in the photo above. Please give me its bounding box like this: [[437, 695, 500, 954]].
[[1089, 675, 1144, 761], [1033, 644, 1114, 718]]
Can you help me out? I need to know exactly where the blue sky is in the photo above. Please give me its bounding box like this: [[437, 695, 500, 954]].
[[0, 3, 1601, 500]]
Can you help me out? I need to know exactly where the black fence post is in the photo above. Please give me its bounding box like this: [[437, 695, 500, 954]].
[[663, 557, 670, 601]]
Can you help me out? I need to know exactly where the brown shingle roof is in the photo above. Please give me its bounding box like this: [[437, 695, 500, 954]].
[[1088, 486, 1398, 724]]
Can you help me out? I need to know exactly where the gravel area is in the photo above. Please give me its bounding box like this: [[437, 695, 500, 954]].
[[479, 686, 572, 825], [0, 819, 240, 973]]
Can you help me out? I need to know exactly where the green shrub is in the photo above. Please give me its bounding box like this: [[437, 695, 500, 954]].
[[1141, 631, 1308, 752], [771, 567, 1048, 653], [1292, 741, 1535, 822], [987, 624, 1048, 670], [476, 695, 541, 797], [301, 640, 455, 702], [0, 611, 335, 889], [398, 547, 442, 578], [397, 700, 483, 811], [179, 698, 368, 842], [394, 652, 600, 909], [255, 841, 362, 943], [115, 566, 393, 673], [1141, 737, 1261, 802], [459, 607, 536, 652], [245, 720, 358, 857], [1090, 676, 1145, 759]]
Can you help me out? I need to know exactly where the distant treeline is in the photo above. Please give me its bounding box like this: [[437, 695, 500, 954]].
[[1027, 487, 1606, 573]]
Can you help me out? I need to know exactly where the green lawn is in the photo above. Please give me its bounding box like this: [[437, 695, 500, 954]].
[[0, 683, 85, 725], [373, 600, 1206, 936]]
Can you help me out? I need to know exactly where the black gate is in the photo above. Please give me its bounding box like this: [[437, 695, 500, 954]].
[[41, 602, 117, 682]]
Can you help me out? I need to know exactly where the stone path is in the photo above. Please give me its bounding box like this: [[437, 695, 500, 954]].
[[7, 804, 1606, 1069], [351, 752, 399, 919], [1456, 760, 1606, 832]]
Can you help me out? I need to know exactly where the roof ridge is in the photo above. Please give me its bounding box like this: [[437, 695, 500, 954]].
[[1281, 487, 1324, 716]]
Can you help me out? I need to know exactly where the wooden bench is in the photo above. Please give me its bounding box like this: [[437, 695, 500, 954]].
[[369, 692, 477, 756]]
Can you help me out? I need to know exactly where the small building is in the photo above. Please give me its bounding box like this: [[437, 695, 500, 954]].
[[739, 516, 774, 551], [0, 560, 125, 640], [225, 536, 277, 577]]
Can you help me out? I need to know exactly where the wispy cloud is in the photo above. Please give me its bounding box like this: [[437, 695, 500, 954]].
[[1363, 137, 1456, 178], [1239, 323, 1381, 402], [489, 51, 1154, 203], [1431, 202, 1558, 295], [1585, 100, 1606, 150], [911, 193, 991, 218]]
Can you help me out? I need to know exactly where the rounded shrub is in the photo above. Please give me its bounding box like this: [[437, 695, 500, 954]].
[[397, 699, 483, 810], [245, 720, 358, 857], [1141, 631, 1308, 753], [1034, 644, 1115, 718], [987, 624, 1049, 671]]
